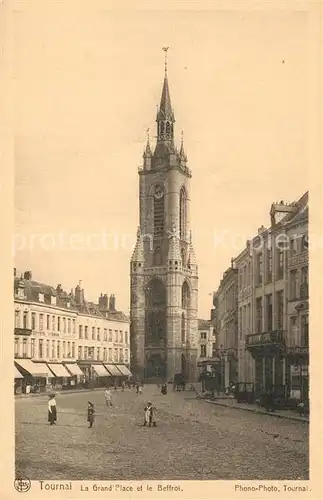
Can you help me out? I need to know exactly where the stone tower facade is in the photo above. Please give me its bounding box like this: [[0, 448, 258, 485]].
[[130, 63, 198, 382]]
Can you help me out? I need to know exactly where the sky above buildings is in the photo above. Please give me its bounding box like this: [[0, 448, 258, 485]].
[[14, 2, 308, 318]]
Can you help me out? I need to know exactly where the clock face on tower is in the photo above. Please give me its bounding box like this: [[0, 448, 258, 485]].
[[154, 185, 164, 199]]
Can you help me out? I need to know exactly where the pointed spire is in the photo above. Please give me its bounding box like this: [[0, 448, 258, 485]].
[[131, 227, 144, 263], [143, 128, 152, 157], [179, 130, 187, 162], [188, 231, 198, 267], [156, 48, 175, 143]]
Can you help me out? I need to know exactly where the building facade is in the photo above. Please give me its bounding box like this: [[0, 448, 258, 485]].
[[236, 192, 309, 400], [14, 271, 130, 393], [214, 264, 238, 390], [197, 319, 216, 360], [130, 60, 198, 382]]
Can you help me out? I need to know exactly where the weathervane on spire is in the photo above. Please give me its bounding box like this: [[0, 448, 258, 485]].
[[162, 46, 169, 74]]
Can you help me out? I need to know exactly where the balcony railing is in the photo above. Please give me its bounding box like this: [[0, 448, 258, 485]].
[[14, 327, 32, 336], [246, 330, 285, 348]]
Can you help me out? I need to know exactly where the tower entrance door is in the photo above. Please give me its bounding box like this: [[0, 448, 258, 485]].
[[145, 353, 166, 380]]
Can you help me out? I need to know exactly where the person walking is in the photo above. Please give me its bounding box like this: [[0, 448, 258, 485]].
[[104, 387, 113, 407], [87, 401, 95, 428], [48, 394, 57, 425], [138, 384, 143, 395], [121, 381, 125, 392]]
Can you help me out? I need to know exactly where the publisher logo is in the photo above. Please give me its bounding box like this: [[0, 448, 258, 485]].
[[14, 477, 31, 493]]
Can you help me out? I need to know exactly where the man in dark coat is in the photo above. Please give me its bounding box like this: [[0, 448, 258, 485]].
[[87, 401, 95, 428]]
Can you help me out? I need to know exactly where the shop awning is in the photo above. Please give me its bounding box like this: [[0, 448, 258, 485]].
[[104, 364, 122, 376], [116, 365, 132, 377], [48, 363, 71, 378], [92, 364, 110, 377], [15, 359, 51, 377], [14, 366, 24, 379], [64, 363, 85, 376]]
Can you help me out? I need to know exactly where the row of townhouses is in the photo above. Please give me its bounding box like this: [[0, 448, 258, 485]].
[[206, 192, 309, 402], [14, 270, 131, 393]]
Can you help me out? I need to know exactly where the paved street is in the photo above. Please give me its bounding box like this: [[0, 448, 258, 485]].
[[15, 385, 309, 480]]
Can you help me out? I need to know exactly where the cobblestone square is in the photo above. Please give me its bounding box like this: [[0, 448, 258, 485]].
[[15, 386, 309, 480]]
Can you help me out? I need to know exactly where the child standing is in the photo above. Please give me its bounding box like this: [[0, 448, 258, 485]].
[[87, 401, 95, 428]]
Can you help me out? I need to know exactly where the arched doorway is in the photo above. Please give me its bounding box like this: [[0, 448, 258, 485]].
[[145, 353, 166, 379]]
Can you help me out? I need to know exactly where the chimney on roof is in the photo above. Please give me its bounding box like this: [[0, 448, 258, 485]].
[[109, 294, 116, 311], [98, 293, 109, 311], [74, 284, 84, 305], [23, 270, 32, 280]]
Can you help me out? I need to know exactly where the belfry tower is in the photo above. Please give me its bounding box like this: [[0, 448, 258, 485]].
[[130, 49, 198, 382]]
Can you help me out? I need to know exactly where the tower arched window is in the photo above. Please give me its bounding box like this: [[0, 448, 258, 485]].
[[179, 186, 187, 240], [160, 122, 164, 134], [166, 122, 171, 135], [182, 281, 190, 310]]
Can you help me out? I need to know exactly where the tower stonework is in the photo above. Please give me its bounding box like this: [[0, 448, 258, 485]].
[[130, 63, 198, 382]]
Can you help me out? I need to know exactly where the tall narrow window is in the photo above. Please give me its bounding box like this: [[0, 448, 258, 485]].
[[84, 326, 88, 339], [301, 315, 309, 346], [153, 185, 164, 239], [46, 340, 50, 358], [300, 266, 309, 298], [15, 311, 20, 328], [23, 312, 28, 329], [181, 313, 186, 343], [276, 291, 284, 329], [31, 313, 36, 330], [266, 248, 272, 282], [14, 338, 19, 357], [256, 298, 262, 333], [276, 246, 284, 280], [22, 338, 27, 358], [39, 314, 44, 331], [179, 186, 187, 240], [266, 294, 273, 332], [290, 270, 298, 300], [39, 339, 43, 359], [256, 253, 263, 285]]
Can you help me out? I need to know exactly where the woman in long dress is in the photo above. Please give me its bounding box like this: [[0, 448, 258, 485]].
[[48, 394, 57, 425]]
